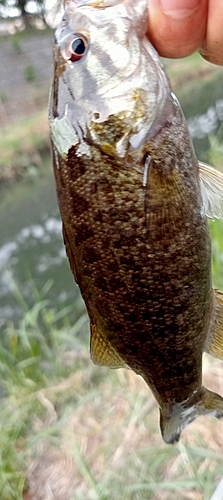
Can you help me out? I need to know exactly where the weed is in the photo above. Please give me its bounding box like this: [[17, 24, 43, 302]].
[[1, 285, 223, 499], [24, 65, 36, 82]]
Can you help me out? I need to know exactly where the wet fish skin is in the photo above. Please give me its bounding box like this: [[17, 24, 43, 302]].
[[49, 0, 223, 444]]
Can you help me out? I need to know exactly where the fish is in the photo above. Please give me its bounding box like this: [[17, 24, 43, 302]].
[[49, 0, 223, 444]]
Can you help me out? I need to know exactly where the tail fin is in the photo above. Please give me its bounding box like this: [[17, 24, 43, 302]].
[[160, 386, 223, 444]]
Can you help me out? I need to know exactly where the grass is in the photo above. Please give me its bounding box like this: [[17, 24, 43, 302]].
[[163, 52, 221, 91], [0, 111, 50, 178], [0, 25, 53, 44], [1, 282, 223, 499], [0, 111, 52, 215]]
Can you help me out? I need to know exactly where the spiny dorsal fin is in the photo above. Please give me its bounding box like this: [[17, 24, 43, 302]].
[[90, 323, 126, 368], [199, 161, 223, 220], [206, 289, 223, 360]]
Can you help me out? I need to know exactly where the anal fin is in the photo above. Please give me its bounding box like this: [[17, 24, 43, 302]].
[[206, 289, 223, 360], [90, 323, 126, 368]]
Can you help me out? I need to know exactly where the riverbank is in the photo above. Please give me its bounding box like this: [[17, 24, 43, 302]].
[[0, 28, 53, 127], [0, 111, 50, 184]]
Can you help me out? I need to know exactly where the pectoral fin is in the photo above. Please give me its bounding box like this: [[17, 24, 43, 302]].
[[144, 158, 187, 247], [206, 289, 223, 360], [90, 323, 126, 368], [199, 161, 223, 219]]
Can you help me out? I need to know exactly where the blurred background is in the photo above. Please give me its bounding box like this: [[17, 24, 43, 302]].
[[1, 2, 223, 499]]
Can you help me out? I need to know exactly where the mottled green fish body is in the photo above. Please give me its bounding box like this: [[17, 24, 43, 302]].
[[49, 0, 223, 443]]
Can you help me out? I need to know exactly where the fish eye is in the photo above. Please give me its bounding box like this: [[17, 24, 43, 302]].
[[69, 34, 88, 62]]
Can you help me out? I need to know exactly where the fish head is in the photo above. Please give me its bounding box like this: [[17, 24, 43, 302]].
[[49, 0, 173, 159]]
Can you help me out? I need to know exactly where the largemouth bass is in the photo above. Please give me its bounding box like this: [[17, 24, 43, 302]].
[[49, 0, 223, 444]]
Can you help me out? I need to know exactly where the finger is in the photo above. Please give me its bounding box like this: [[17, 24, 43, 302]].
[[200, 0, 223, 66], [147, 0, 208, 58]]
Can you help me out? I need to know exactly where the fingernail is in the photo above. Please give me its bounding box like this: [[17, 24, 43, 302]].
[[199, 41, 208, 57], [159, 0, 200, 19]]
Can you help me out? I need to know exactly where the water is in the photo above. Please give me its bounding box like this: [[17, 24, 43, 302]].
[[188, 98, 223, 139], [176, 70, 223, 161], [1, 67, 223, 328], [0, 169, 81, 329]]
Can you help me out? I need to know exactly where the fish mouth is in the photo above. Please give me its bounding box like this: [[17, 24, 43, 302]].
[[51, 0, 174, 159], [50, 71, 174, 160], [58, 48, 174, 158], [63, 0, 148, 20], [64, 0, 122, 6], [86, 70, 174, 156]]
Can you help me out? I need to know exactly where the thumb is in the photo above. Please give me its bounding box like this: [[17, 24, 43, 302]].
[[147, 0, 208, 58]]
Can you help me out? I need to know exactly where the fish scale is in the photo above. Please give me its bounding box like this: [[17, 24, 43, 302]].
[[49, 0, 223, 443]]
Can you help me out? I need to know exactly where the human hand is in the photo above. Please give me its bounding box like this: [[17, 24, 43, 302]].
[[147, 0, 223, 66]]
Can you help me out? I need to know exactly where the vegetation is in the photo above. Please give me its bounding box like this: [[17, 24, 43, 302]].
[[0, 0, 47, 27], [24, 64, 36, 82], [1, 283, 223, 499], [0, 112, 50, 183]]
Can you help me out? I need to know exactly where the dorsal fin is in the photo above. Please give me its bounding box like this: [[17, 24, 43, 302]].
[[199, 161, 223, 219]]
